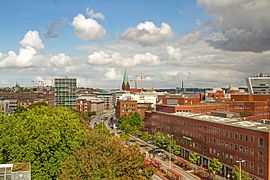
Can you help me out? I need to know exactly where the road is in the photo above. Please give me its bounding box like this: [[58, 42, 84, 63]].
[[97, 112, 201, 180]]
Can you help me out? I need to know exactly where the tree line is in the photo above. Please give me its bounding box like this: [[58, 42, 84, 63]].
[[0, 106, 149, 179]]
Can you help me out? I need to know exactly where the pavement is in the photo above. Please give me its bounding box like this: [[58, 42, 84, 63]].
[[96, 112, 224, 180]]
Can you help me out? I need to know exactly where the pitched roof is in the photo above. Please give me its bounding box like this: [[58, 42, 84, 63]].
[[123, 69, 129, 85]]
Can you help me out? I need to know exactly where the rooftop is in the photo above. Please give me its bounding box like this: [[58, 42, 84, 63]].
[[169, 112, 270, 132]]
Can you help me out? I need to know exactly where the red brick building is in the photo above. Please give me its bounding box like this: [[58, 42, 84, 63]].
[[144, 111, 270, 179], [162, 94, 201, 105], [229, 94, 270, 121], [116, 100, 152, 118], [116, 100, 137, 118], [156, 104, 229, 115]]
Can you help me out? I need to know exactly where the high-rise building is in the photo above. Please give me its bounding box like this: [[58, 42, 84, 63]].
[[54, 77, 77, 108], [246, 73, 270, 94], [121, 69, 130, 91]]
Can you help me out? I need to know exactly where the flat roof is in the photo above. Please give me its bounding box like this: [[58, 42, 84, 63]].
[[160, 112, 270, 132]]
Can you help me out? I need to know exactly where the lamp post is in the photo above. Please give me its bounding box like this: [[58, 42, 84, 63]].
[[169, 134, 174, 169], [227, 173, 230, 180], [236, 160, 245, 180]]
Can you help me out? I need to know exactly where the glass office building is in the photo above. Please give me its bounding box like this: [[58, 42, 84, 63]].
[[54, 77, 77, 108]]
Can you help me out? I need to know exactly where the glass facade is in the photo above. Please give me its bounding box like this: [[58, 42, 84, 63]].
[[54, 78, 77, 108], [247, 77, 270, 94]]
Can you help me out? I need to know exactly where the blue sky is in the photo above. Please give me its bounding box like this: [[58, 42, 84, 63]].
[[0, 0, 202, 54], [0, 0, 269, 88]]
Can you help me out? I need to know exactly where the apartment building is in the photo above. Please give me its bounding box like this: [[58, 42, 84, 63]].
[[144, 111, 270, 179]]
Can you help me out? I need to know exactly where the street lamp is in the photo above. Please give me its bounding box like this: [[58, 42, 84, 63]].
[[169, 134, 174, 169], [227, 173, 230, 180], [236, 160, 245, 180]]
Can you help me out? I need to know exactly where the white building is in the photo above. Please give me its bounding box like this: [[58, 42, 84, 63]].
[[0, 99, 17, 114], [118, 92, 158, 109], [246, 73, 270, 94]]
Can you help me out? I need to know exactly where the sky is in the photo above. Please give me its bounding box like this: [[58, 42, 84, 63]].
[[0, 0, 270, 89]]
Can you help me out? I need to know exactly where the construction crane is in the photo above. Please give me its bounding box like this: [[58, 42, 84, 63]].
[[129, 79, 140, 89], [39, 80, 47, 87], [136, 73, 147, 90]]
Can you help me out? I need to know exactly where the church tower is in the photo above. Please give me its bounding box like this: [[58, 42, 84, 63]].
[[122, 69, 130, 91]]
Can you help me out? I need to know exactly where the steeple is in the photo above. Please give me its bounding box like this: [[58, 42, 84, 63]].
[[122, 69, 130, 91]]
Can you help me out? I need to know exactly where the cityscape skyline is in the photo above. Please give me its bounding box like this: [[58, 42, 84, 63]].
[[0, 0, 269, 88]]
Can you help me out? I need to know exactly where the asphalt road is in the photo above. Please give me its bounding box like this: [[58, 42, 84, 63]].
[[93, 112, 200, 180]]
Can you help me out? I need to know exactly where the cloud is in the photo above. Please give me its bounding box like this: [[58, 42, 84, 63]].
[[122, 21, 172, 46], [71, 13, 106, 40], [50, 53, 71, 67], [44, 18, 66, 39], [0, 31, 45, 68], [104, 68, 121, 81], [20, 30, 44, 50], [87, 51, 160, 67], [86, 7, 105, 20], [166, 46, 182, 61], [197, 0, 270, 52]]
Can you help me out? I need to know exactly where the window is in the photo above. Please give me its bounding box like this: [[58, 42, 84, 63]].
[[250, 148, 254, 156], [259, 137, 264, 146], [235, 132, 238, 139], [250, 162, 254, 170], [239, 146, 243, 153], [235, 144, 238, 151], [251, 136, 254, 143], [245, 135, 248, 142], [240, 134, 243, 141]]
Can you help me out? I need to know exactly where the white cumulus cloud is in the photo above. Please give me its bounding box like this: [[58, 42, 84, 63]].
[[0, 31, 44, 68], [122, 21, 172, 46], [20, 30, 44, 50], [86, 7, 105, 20], [166, 46, 182, 61], [71, 13, 106, 40], [50, 53, 71, 67], [88, 51, 160, 67], [104, 68, 121, 80]]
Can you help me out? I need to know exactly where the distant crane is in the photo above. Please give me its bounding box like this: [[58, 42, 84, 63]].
[[39, 80, 47, 87], [129, 79, 140, 89], [136, 73, 147, 90]]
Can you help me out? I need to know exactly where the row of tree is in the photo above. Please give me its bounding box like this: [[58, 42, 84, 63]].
[[0, 106, 84, 179], [119, 113, 180, 155], [118, 112, 252, 180], [60, 122, 152, 179], [0, 106, 151, 179]]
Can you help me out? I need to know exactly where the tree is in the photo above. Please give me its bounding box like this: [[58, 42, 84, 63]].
[[231, 165, 252, 180], [189, 152, 200, 164], [119, 112, 143, 133], [153, 132, 179, 155], [141, 132, 152, 142], [209, 158, 222, 177], [59, 127, 147, 179], [14, 105, 27, 114], [0, 106, 84, 179]]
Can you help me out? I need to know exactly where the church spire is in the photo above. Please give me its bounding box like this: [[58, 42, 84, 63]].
[[123, 69, 129, 85], [122, 69, 130, 91]]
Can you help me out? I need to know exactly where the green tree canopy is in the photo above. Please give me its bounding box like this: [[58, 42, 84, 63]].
[[0, 106, 84, 179], [119, 112, 143, 133], [231, 165, 252, 180], [209, 158, 222, 175], [189, 152, 200, 164], [153, 132, 180, 155], [59, 127, 146, 179]]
